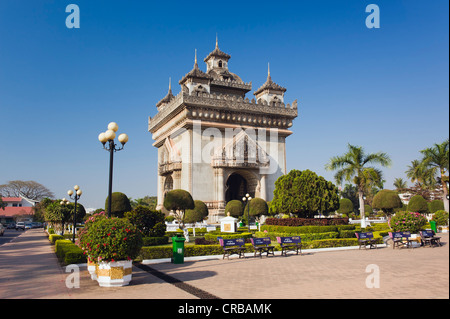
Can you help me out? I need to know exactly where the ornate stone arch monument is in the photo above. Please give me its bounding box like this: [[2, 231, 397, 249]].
[[148, 39, 298, 222]]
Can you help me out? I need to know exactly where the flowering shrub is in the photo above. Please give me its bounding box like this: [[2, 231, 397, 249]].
[[79, 217, 143, 262], [77, 211, 107, 258], [388, 211, 427, 233], [432, 210, 449, 226]]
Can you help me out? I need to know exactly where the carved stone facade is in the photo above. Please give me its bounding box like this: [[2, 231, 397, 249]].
[[148, 41, 298, 222]]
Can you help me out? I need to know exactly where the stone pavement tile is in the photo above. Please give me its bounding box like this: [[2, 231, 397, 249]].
[[150, 233, 449, 299], [0, 229, 71, 299]]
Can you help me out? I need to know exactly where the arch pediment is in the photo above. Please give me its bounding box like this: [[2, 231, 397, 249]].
[[212, 130, 270, 168]]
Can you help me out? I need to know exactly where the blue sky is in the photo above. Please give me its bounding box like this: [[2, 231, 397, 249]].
[[0, 0, 448, 209]]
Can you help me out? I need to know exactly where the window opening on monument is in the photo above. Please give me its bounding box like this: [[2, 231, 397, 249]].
[[164, 175, 173, 194]]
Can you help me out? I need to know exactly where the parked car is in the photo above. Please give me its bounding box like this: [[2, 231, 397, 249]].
[[0, 224, 5, 236], [24, 223, 33, 230], [7, 223, 16, 229], [16, 222, 25, 231]]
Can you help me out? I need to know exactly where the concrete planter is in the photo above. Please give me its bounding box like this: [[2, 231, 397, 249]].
[[96, 260, 133, 287], [87, 259, 97, 280]]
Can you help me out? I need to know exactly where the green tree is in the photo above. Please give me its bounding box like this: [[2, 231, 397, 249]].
[[393, 178, 408, 192], [0, 180, 54, 200], [130, 196, 157, 210], [184, 200, 209, 224], [325, 144, 391, 224], [125, 205, 166, 237], [407, 195, 429, 214], [420, 139, 449, 212], [105, 192, 132, 218], [270, 169, 339, 218], [432, 210, 449, 226], [338, 198, 354, 215], [405, 159, 436, 189], [428, 200, 445, 214], [340, 184, 359, 213], [225, 200, 244, 218], [163, 189, 195, 232], [44, 201, 73, 235], [244, 197, 268, 224], [0, 196, 6, 210], [372, 189, 403, 216]]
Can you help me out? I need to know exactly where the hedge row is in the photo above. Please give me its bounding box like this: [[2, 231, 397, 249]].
[[138, 244, 254, 260], [49, 234, 65, 244], [265, 218, 349, 226], [260, 224, 355, 235], [142, 236, 169, 246], [255, 231, 340, 241], [138, 237, 372, 260], [204, 232, 252, 242], [54, 239, 86, 265]]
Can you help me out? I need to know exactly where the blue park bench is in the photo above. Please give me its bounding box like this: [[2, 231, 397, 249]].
[[218, 238, 246, 259], [276, 236, 302, 256], [419, 230, 442, 247], [250, 237, 275, 258], [389, 231, 413, 249], [355, 232, 378, 250]]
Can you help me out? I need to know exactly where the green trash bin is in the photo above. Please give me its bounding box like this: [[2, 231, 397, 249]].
[[430, 220, 437, 233], [172, 235, 186, 264]]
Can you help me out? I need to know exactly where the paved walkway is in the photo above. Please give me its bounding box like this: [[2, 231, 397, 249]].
[[0, 229, 192, 299], [0, 228, 448, 299]]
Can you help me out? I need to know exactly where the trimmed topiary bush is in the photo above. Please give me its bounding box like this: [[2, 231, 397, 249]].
[[372, 190, 403, 215], [244, 197, 268, 217], [338, 198, 354, 215], [428, 200, 444, 214], [163, 189, 195, 231], [105, 192, 132, 218], [184, 200, 209, 224], [407, 195, 429, 214], [225, 200, 244, 218]]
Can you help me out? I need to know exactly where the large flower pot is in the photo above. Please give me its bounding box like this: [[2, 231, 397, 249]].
[[87, 259, 97, 280], [96, 260, 133, 287]]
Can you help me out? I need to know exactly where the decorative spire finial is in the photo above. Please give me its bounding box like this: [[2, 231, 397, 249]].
[[194, 49, 198, 69], [267, 62, 272, 82], [168, 77, 172, 93], [216, 33, 219, 49]]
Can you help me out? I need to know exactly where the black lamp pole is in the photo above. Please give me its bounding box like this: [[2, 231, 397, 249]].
[[67, 186, 82, 243], [98, 122, 128, 218], [243, 193, 252, 233]]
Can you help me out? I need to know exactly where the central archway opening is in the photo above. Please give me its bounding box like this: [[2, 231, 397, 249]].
[[225, 173, 248, 202]]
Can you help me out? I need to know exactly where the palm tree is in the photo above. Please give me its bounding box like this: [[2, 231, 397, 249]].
[[420, 139, 449, 212], [325, 144, 391, 227], [405, 159, 436, 189], [393, 178, 408, 192]]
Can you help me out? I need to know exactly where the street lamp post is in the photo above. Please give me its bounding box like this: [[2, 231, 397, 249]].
[[242, 193, 252, 234], [67, 185, 82, 243], [361, 195, 367, 229], [98, 122, 129, 218]]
